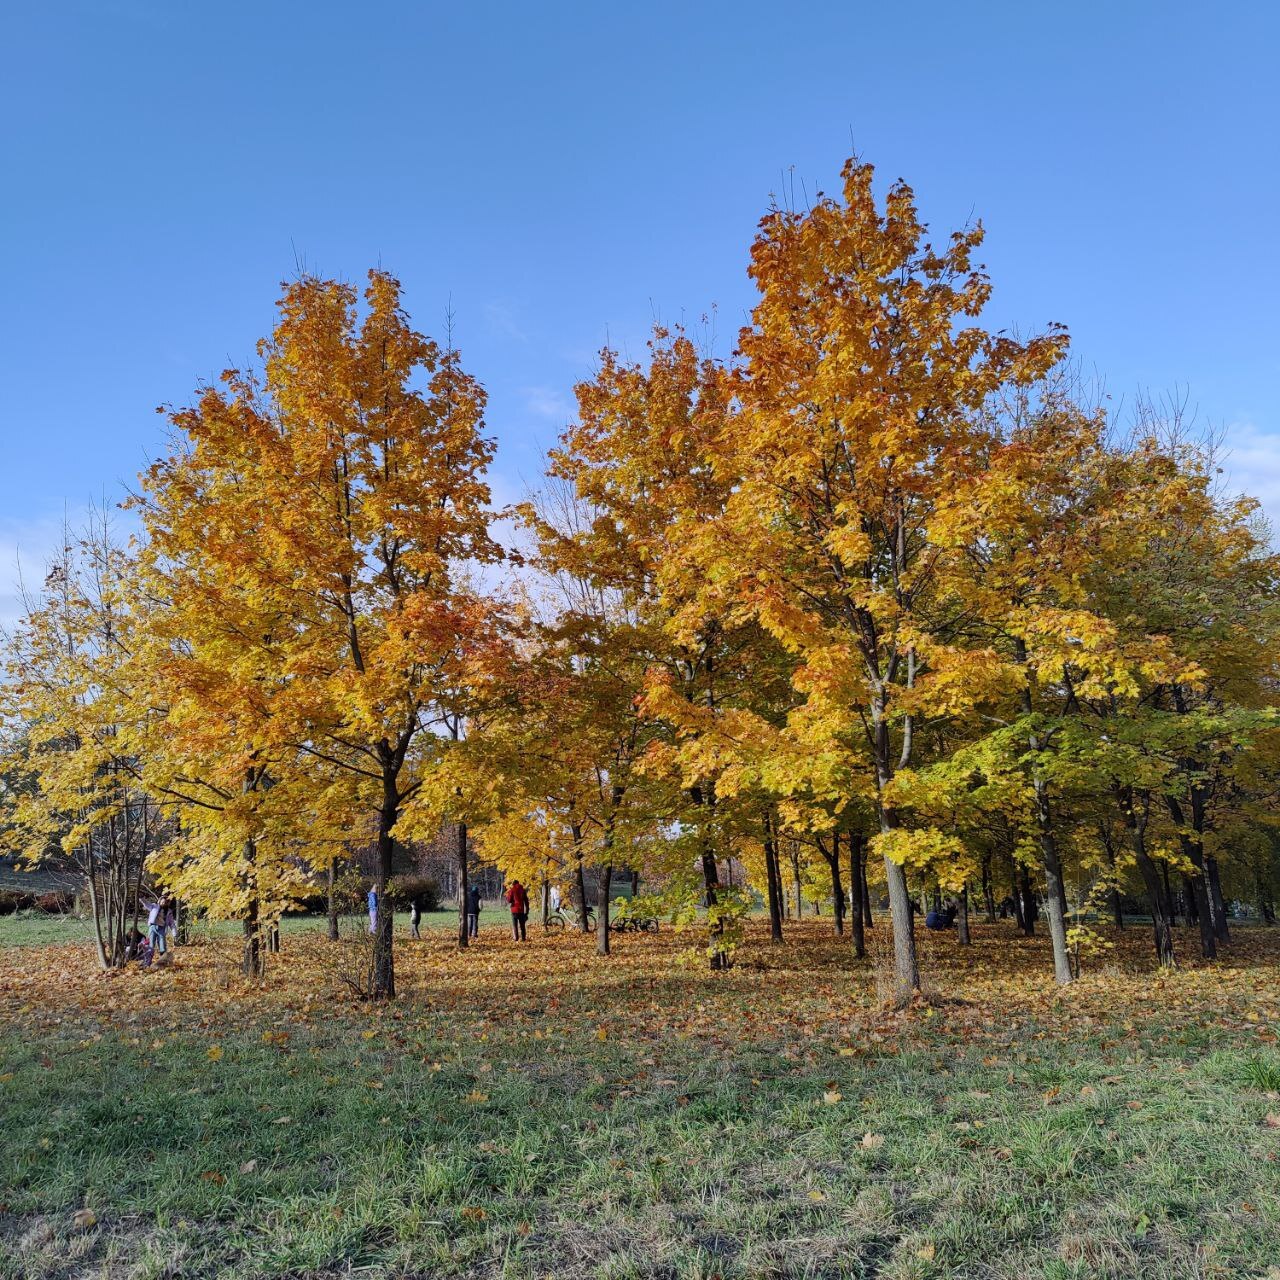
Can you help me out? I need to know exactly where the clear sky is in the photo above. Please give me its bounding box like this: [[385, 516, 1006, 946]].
[[2, 0, 1278, 618]]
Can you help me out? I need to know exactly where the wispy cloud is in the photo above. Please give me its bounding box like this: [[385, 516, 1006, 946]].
[[1220, 422, 1280, 530], [483, 302, 527, 343], [521, 385, 573, 425]]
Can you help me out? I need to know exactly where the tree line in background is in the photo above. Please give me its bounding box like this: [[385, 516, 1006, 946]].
[[2, 158, 1278, 1002]]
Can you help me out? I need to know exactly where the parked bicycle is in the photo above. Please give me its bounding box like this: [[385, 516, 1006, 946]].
[[544, 905, 596, 932]]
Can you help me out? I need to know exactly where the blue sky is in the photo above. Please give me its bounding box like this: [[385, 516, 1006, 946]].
[[2, 1, 1278, 617]]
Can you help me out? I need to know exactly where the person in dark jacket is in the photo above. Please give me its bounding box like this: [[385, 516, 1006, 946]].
[[466, 884, 482, 939], [925, 903, 958, 931]]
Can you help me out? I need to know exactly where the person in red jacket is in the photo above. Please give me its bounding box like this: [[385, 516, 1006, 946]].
[[504, 879, 530, 941]]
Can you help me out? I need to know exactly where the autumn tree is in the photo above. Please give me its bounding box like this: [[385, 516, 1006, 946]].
[[0, 514, 163, 969], [683, 159, 1064, 999], [151, 270, 500, 996]]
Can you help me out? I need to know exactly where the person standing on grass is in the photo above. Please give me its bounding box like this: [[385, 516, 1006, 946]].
[[409, 898, 421, 939], [505, 879, 529, 941], [367, 885, 378, 935], [145, 896, 167, 957], [550, 883, 561, 913], [466, 883, 482, 939]]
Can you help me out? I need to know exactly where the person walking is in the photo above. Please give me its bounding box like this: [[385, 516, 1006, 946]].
[[505, 879, 529, 942], [367, 885, 378, 935], [466, 883, 481, 939], [409, 898, 421, 940]]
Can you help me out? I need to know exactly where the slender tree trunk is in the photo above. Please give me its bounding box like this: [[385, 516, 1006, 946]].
[[1033, 781, 1072, 983], [371, 770, 397, 998], [848, 832, 866, 959], [242, 878, 263, 979], [1018, 867, 1036, 936], [1009, 851, 1025, 930], [790, 844, 804, 919], [981, 855, 996, 924], [574, 853, 590, 932], [326, 860, 340, 941], [1119, 787, 1175, 967], [763, 811, 784, 944], [596, 863, 612, 957], [456, 821, 470, 951], [861, 845, 873, 928], [957, 885, 971, 946], [820, 834, 845, 936]]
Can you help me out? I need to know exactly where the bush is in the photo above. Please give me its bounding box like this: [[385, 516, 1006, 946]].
[[0, 890, 35, 916], [36, 891, 74, 914], [386, 875, 440, 912]]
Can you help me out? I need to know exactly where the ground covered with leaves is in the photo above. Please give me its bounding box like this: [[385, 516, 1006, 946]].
[[1, 917, 1278, 1279]]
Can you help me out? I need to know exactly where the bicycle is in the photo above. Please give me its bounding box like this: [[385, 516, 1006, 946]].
[[544, 905, 596, 932], [609, 915, 659, 933]]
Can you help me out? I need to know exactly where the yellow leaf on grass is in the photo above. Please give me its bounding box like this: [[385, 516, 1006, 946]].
[[823, 1090, 842, 1105], [917, 1242, 936, 1261], [860, 1132, 885, 1150], [465, 1091, 489, 1104], [207, 1045, 223, 1062]]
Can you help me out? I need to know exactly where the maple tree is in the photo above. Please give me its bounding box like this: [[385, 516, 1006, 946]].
[[142, 271, 500, 995], [0, 513, 163, 969]]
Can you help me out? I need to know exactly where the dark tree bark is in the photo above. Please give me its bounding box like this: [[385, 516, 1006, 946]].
[[860, 845, 873, 928], [1207, 857, 1230, 941], [957, 885, 971, 946], [1018, 866, 1036, 936], [763, 811, 784, 944], [1118, 786, 1175, 967], [848, 832, 866, 959], [456, 821, 470, 951], [370, 769, 397, 998], [326, 860, 340, 941], [817, 834, 845, 936], [596, 863, 612, 957], [790, 843, 804, 919], [981, 855, 996, 924]]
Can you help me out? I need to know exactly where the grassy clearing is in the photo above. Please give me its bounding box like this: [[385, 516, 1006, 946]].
[[1, 920, 1278, 1278], [0, 910, 464, 949]]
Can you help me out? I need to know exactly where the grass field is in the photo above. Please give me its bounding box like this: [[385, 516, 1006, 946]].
[[1, 915, 1278, 1279]]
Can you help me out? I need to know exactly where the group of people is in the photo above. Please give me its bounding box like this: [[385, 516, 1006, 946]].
[[126, 894, 177, 965], [361, 877, 541, 943]]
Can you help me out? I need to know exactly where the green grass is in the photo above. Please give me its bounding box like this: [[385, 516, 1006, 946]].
[[2, 1010, 1279, 1275], [0, 909, 465, 949], [2, 920, 1278, 1278]]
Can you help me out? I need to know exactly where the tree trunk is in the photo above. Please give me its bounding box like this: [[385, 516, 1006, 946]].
[[1119, 788, 1175, 967], [848, 832, 866, 959], [242, 884, 263, 979], [702, 846, 726, 969], [981, 855, 996, 924], [1257, 872, 1275, 925], [371, 773, 396, 998], [1206, 856, 1230, 941], [456, 820, 470, 951], [860, 846, 873, 928], [1032, 781, 1073, 984], [1018, 866, 1036, 936], [763, 812, 784, 945], [326, 860, 340, 941], [957, 885, 971, 946], [820, 834, 845, 936], [596, 862, 612, 957], [790, 844, 804, 919]]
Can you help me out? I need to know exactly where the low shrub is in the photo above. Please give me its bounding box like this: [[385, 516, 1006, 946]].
[[35, 891, 75, 914], [0, 890, 36, 915], [386, 875, 440, 912]]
